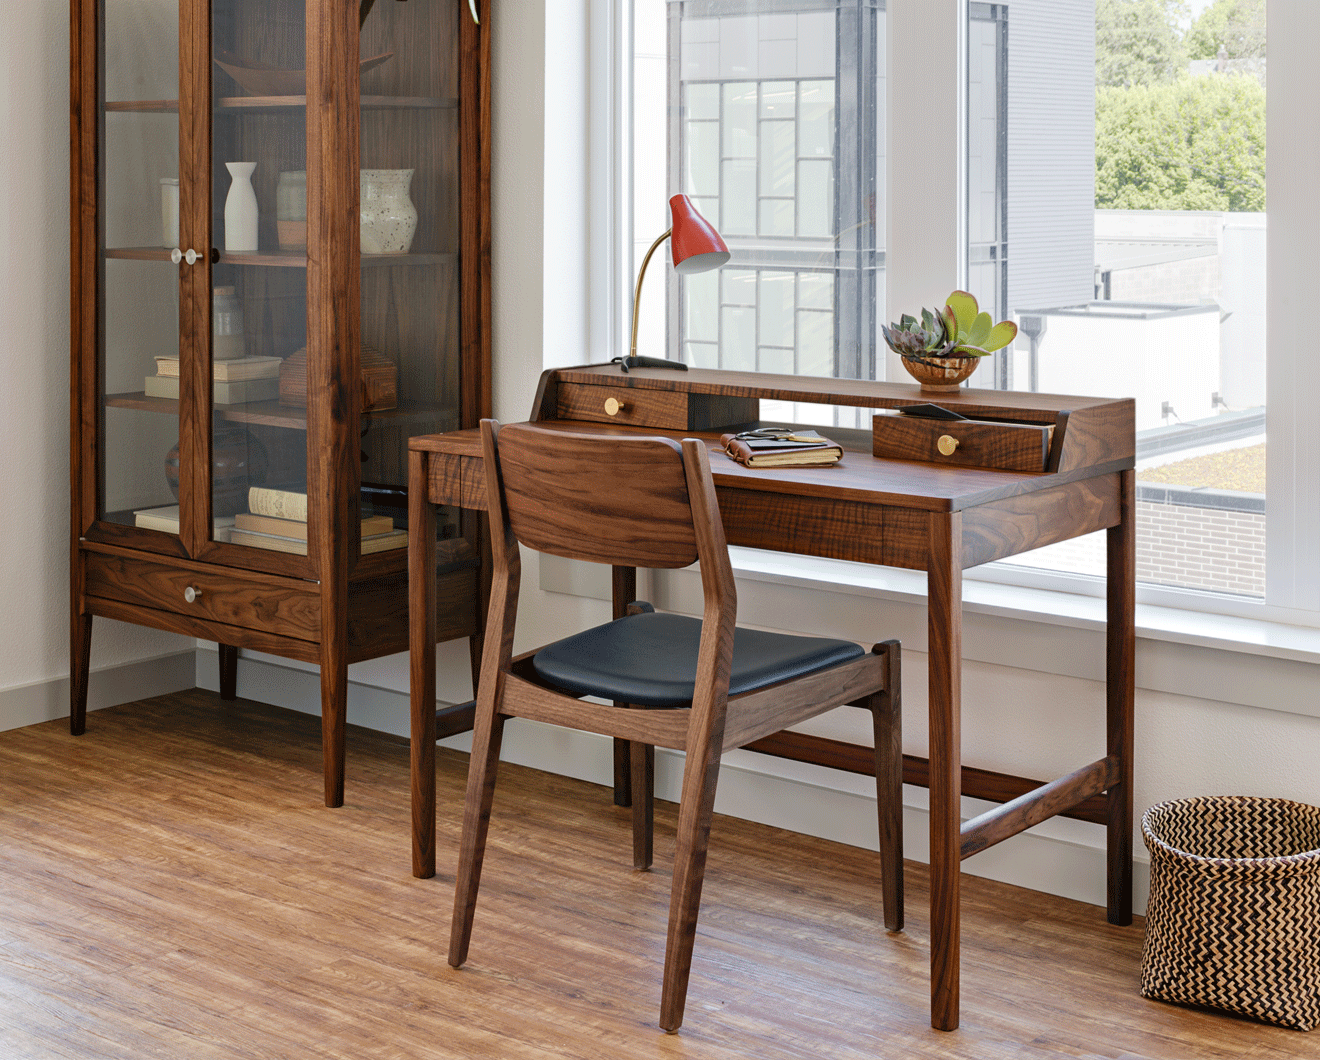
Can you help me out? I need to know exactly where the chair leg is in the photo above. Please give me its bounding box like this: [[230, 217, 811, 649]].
[[658, 739, 723, 1032], [871, 639, 904, 932], [448, 704, 507, 968], [630, 739, 655, 870]]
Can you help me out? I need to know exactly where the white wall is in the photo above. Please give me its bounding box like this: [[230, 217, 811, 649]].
[[0, 0, 194, 731], [8, 0, 1320, 919]]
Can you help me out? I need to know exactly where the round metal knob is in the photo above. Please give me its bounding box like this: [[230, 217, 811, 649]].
[[603, 397, 626, 417], [170, 248, 183, 264], [184, 586, 201, 604], [184, 248, 199, 265], [937, 434, 959, 457]]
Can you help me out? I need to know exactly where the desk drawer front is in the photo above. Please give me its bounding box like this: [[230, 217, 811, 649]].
[[558, 384, 690, 429], [84, 550, 320, 641], [873, 411, 1052, 473]]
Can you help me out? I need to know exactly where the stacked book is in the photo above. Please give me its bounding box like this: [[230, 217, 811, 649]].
[[230, 487, 407, 555], [145, 356, 282, 404], [132, 504, 235, 542]]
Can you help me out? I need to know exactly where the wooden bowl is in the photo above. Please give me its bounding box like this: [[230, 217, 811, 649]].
[[214, 51, 393, 97], [900, 354, 981, 393]]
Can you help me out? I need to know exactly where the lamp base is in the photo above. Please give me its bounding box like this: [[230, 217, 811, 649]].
[[614, 355, 689, 373]]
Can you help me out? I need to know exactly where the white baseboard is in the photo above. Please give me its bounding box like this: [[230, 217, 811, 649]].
[[0, 650, 197, 734], [211, 646, 1151, 914]]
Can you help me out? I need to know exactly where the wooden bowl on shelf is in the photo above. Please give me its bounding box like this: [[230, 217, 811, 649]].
[[899, 353, 981, 393], [213, 50, 393, 97]]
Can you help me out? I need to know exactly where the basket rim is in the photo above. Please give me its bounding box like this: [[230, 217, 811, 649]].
[[1142, 795, 1320, 871]]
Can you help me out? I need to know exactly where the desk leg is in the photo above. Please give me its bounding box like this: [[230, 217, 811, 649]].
[[1106, 469, 1135, 925], [928, 511, 963, 1032], [410, 450, 439, 879]]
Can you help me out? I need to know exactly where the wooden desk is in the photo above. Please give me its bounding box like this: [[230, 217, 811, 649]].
[[408, 365, 1135, 1032]]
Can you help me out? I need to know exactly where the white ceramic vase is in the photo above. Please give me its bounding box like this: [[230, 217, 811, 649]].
[[224, 162, 259, 253], [360, 169, 417, 254]]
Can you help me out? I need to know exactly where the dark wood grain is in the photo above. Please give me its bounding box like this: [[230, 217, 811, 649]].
[[1107, 468, 1136, 926], [872, 410, 1052, 472], [612, 564, 638, 812], [557, 383, 692, 429], [959, 476, 1121, 569], [872, 640, 903, 932], [960, 756, 1118, 859], [927, 509, 963, 1032], [409, 448, 438, 878], [218, 644, 238, 699], [494, 424, 699, 569]]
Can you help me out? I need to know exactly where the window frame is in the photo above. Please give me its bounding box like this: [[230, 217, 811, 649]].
[[603, 0, 1319, 627]]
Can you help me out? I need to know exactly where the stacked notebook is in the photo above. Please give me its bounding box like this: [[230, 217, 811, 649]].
[[719, 429, 844, 468]]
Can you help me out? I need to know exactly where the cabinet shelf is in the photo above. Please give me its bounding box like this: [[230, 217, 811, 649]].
[[104, 247, 456, 268], [105, 95, 458, 113], [105, 392, 461, 433]]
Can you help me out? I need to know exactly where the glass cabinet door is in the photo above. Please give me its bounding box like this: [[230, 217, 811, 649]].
[[208, 0, 309, 553], [99, 0, 182, 537], [357, 0, 465, 549]]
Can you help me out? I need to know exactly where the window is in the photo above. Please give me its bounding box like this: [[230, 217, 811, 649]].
[[626, 0, 1318, 625]]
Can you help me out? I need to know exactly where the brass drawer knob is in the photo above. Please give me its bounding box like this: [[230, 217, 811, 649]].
[[603, 396, 626, 417], [937, 434, 959, 457], [184, 586, 201, 604]]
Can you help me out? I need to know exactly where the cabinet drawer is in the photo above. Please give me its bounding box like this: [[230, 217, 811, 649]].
[[84, 550, 320, 642], [557, 382, 760, 432], [872, 410, 1053, 473]]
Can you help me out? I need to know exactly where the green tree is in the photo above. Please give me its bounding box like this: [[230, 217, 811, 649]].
[[1095, 74, 1265, 211], [1185, 0, 1266, 61], [1096, 0, 1189, 87]]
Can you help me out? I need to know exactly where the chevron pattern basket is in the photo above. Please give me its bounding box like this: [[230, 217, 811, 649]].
[[1141, 796, 1320, 1030]]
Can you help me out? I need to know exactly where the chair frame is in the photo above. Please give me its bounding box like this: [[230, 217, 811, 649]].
[[448, 419, 903, 1031]]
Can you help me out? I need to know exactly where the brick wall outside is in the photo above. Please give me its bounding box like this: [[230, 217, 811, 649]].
[[998, 499, 1266, 598], [1136, 500, 1265, 597]]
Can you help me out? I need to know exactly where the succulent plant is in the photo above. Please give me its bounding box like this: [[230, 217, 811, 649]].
[[943, 290, 1018, 357], [882, 290, 1018, 361], [881, 307, 955, 361]]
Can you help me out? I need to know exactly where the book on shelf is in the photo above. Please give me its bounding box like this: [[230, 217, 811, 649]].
[[132, 504, 235, 541], [154, 355, 281, 382], [229, 527, 408, 556], [719, 430, 844, 468], [233, 511, 393, 540], [144, 374, 280, 404], [247, 486, 308, 522]]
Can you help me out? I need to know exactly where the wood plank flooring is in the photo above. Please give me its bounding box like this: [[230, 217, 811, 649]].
[[0, 689, 1306, 1059]]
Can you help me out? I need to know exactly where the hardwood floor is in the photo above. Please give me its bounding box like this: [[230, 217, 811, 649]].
[[0, 689, 1304, 1059]]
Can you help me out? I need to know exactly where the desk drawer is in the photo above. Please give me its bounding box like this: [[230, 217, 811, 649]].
[[84, 550, 320, 641], [873, 410, 1053, 472], [557, 382, 759, 432]]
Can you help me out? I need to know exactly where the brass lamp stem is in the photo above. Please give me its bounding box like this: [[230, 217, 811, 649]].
[[630, 227, 672, 360]]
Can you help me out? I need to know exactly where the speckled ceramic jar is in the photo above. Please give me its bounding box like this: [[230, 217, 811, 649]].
[[359, 168, 417, 254]]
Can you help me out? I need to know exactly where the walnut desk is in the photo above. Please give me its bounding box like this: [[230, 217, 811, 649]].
[[407, 364, 1136, 1032]]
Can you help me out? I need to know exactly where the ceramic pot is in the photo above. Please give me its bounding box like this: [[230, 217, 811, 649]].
[[276, 171, 307, 250], [359, 168, 417, 254], [165, 426, 269, 517], [224, 162, 259, 253], [900, 353, 980, 393]]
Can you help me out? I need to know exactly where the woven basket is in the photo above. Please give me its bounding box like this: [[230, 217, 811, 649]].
[[1141, 796, 1320, 1030]]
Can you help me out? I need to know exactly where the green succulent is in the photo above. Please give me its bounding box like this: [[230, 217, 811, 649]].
[[881, 307, 955, 360], [943, 290, 1017, 357], [882, 290, 1018, 361]]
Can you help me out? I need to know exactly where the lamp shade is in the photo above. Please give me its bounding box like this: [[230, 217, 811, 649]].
[[669, 194, 730, 275]]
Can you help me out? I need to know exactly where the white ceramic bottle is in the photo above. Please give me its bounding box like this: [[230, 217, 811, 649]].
[[224, 162, 259, 253]]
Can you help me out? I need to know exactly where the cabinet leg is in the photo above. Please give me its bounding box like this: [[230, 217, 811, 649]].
[[218, 644, 238, 700], [321, 654, 347, 809], [70, 611, 92, 735]]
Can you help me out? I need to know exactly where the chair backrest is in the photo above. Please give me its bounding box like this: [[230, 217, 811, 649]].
[[484, 421, 705, 570]]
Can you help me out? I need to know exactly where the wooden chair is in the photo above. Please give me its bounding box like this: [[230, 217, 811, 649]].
[[448, 419, 904, 1032]]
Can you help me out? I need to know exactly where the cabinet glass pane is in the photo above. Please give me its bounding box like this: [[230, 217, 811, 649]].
[[100, 0, 181, 533], [211, 0, 309, 551], [358, 0, 465, 547]]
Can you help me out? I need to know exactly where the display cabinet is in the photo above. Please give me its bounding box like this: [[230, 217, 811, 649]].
[[69, 0, 490, 805]]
